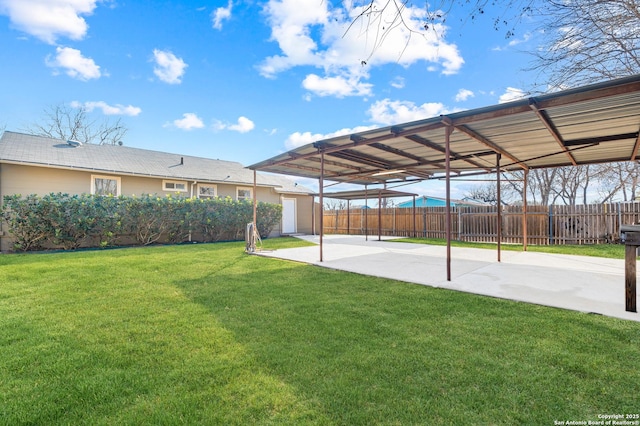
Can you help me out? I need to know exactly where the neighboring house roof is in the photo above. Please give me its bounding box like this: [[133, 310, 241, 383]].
[[397, 195, 487, 208], [0, 131, 312, 195]]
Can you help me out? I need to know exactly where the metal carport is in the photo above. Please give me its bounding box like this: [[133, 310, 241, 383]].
[[249, 74, 640, 301]]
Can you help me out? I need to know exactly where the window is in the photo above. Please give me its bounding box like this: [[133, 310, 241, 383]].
[[163, 180, 187, 192], [237, 187, 253, 201], [197, 184, 217, 199], [91, 175, 121, 196]]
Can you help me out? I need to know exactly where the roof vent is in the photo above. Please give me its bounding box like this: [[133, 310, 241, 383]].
[[67, 139, 83, 147]]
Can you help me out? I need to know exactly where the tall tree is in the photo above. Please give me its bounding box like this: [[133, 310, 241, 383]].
[[594, 162, 640, 202], [24, 103, 127, 145], [345, 0, 535, 61], [529, 0, 640, 89], [552, 165, 594, 205]]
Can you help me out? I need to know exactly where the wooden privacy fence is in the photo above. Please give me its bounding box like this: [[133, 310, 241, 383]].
[[322, 202, 640, 245]]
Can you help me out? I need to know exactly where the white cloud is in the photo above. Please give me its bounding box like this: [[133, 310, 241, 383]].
[[499, 87, 526, 103], [455, 88, 474, 102], [302, 73, 372, 98], [0, 0, 99, 44], [167, 113, 204, 130], [152, 49, 187, 84], [367, 99, 449, 125], [285, 125, 375, 150], [493, 32, 533, 51], [390, 77, 405, 89], [509, 32, 532, 47], [228, 116, 255, 133], [215, 116, 256, 133], [45, 46, 101, 80], [71, 100, 141, 116], [259, 0, 463, 97], [212, 0, 232, 30]]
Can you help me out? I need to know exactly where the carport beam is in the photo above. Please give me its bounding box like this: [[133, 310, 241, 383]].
[[319, 152, 324, 262], [252, 170, 257, 235], [365, 186, 369, 241], [445, 126, 453, 281], [523, 169, 528, 251], [497, 153, 502, 262], [378, 190, 382, 241]]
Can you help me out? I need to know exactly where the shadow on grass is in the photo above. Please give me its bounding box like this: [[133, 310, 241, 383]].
[[172, 249, 640, 425]]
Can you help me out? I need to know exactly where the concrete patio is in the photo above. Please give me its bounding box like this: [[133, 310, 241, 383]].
[[256, 235, 640, 322]]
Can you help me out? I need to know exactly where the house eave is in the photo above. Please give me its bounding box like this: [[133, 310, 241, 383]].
[[0, 159, 282, 189]]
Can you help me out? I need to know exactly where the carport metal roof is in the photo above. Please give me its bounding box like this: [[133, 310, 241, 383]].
[[249, 74, 640, 185]]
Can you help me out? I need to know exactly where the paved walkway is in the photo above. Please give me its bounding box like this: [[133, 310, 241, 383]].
[[256, 235, 640, 322]]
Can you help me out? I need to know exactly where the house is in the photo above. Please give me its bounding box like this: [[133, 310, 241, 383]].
[[396, 195, 486, 208], [0, 131, 315, 251]]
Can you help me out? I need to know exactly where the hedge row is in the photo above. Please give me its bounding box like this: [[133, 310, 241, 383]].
[[1, 193, 282, 252]]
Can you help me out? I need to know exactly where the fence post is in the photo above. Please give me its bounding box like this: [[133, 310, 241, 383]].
[[618, 202, 622, 235], [423, 210, 427, 238], [393, 207, 396, 236], [549, 205, 554, 245]]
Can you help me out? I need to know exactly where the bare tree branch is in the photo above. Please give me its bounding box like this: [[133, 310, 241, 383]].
[[342, 0, 535, 63], [528, 0, 640, 89], [22, 103, 128, 145]]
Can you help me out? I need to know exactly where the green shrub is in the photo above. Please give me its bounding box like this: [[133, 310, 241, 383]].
[[40, 193, 99, 250], [1, 193, 283, 251], [256, 202, 282, 237], [2, 194, 49, 252]]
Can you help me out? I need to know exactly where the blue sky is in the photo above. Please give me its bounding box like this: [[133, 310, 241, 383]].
[[0, 0, 539, 198]]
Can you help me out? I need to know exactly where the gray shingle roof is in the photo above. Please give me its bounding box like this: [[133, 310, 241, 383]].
[[0, 131, 312, 194]]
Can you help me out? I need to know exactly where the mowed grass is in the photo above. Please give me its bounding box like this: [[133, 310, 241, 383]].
[[391, 237, 627, 259], [1, 238, 639, 425]]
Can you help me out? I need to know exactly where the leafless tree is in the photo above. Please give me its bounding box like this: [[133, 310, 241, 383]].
[[528, 0, 640, 90], [463, 178, 521, 205], [324, 199, 349, 210], [23, 103, 127, 145], [593, 161, 640, 202], [344, 0, 535, 62], [490, 168, 564, 206], [464, 183, 499, 205], [550, 166, 589, 205], [524, 168, 558, 205]]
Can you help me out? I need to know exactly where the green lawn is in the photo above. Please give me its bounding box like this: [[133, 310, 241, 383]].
[[390, 237, 628, 259], [1, 238, 639, 425]]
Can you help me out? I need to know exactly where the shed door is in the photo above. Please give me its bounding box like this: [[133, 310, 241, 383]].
[[282, 198, 297, 234]]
